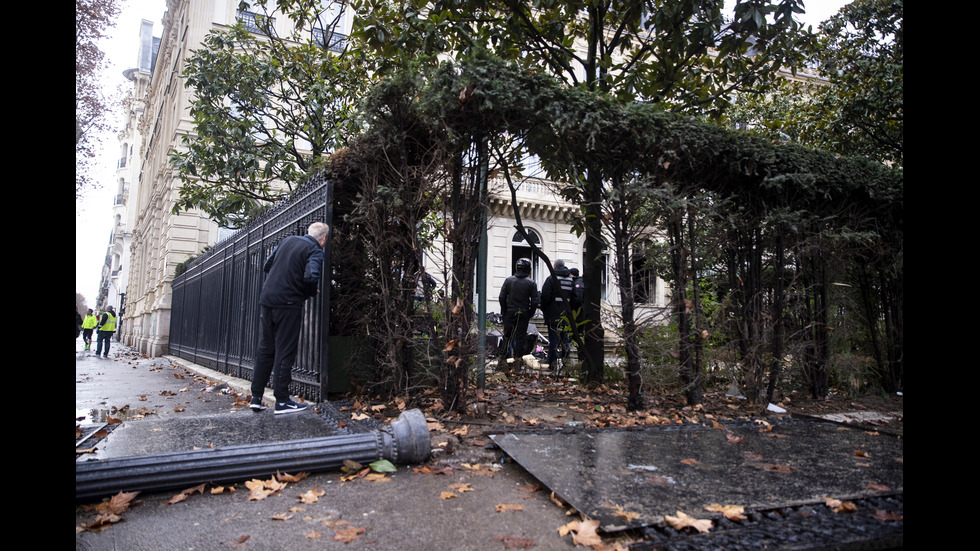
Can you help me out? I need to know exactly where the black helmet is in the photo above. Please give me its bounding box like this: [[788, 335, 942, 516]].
[[516, 258, 532, 273]]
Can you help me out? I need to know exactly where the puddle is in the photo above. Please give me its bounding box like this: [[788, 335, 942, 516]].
[[76, 406, 152, 425]]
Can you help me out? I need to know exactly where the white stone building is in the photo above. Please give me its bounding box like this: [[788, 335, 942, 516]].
[[96, 19, 158, 329], [117, 0, 668, 357]]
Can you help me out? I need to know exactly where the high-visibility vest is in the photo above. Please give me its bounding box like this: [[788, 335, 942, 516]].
[[100, 313, 117, 332], [81, 315, 98, 329]]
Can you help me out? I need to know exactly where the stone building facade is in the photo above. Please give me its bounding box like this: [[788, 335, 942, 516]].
[[117, 0, 668, 357]]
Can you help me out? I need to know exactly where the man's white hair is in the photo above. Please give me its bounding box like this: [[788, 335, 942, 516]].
[[307, 222, 330, 241]]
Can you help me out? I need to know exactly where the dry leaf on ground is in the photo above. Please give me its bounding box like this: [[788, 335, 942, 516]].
[[245, 477, 287, 500], [493, 535, 535, 549], [298, 486, 325, 504], [823, 497, 858, 513], [704, 503, 747, 521], [559, 519, 602, 547], [333, 526, 365, 543], [665, 510, 713, 533]]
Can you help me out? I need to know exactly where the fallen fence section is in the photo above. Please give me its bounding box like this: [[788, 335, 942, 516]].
[[76, 409, 430, 502]]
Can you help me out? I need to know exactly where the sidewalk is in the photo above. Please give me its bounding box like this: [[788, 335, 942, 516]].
[[75, 339, 580, 551], [76, 338, 903, 550]]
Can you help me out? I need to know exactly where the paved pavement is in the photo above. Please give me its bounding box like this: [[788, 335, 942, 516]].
[[75, 338, 903, 550], [75, 338, 581, 551]]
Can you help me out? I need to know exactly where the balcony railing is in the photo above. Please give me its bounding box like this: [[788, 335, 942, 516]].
[[237, 10, 275, 35], [313, 28, 347, 53]]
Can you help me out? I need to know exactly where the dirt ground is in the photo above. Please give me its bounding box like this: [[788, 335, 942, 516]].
[[343, 367, 904, 463]]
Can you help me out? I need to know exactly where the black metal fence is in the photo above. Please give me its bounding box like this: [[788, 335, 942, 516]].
[[169, 174, 334, 403]]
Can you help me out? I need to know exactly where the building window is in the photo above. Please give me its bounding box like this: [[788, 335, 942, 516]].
[[313, 28, 347, 52], [632, 239, 658, 305], [312, 1, 347, 52], [581, 243, 609, 302], [512, 229, 542, 282], [237, 10, 275, 35]]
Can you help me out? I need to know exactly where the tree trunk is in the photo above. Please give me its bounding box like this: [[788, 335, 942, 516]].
[[610, 198, 644, 411], [581, 169, 606, 386], [765, 224, 786, 404], [668, 211, 701, 405]]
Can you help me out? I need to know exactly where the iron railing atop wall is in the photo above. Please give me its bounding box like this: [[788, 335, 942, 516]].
[[170, 173, 334, 403]]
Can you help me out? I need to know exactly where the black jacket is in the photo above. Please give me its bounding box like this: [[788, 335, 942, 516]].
[[541, 265, 574, 322], [259, 235, 325, 308], [499, 270, 538, 317]]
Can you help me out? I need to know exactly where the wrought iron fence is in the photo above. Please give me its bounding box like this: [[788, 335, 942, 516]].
[[170, 173, 334, 403]]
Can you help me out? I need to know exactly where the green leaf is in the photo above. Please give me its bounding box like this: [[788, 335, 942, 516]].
[[369, 459, 396, 473]]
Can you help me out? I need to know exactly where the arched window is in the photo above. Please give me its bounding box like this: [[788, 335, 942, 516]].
[[511, 229, 542, 281]]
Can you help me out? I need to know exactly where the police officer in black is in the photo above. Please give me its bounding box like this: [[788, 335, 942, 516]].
[[541, 259, 575, 368], [499, 258, 538, 359]]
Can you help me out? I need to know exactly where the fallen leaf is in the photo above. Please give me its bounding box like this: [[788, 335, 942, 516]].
[[298, 486, 325, 504], [726, 432, 744, 444], [449, 483, 474, 493], [369, 459, 396, 473], [665, 510, 713, 533], [333, 526, 365, 543], [873, 509, 903, 522], [495, 503, 523, 512], [681, 458, 699, 465], [245, 477, 287, 500], [272, 513, 291, 521], [704, 503, 747, 521], [100, 491, 140, 515], [823, 497, 857, 513], [277, 471, 309, 483], [560, 519, 602, 547], [440, 491, 458, 499], [493, 535, 535, 549], [611, 504, 640, 521]]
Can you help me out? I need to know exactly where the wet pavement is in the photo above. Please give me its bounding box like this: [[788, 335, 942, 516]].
[[492, 421, 904, 533], [76, 339, 903, 550]]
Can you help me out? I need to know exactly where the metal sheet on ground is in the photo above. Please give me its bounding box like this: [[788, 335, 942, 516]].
[[491, 420, 903, 532]]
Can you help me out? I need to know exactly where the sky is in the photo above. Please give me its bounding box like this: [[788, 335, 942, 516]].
[[74, 0, 850, 307], [76, 0, 168, 307]]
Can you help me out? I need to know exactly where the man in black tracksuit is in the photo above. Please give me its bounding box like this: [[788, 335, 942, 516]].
[[499, 258, 538, 359], [250, 222, 329, 415]]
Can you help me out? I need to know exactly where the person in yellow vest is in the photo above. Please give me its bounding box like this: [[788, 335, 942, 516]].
[[95, 306, 117, 358], [81, 309, 99, 351]]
